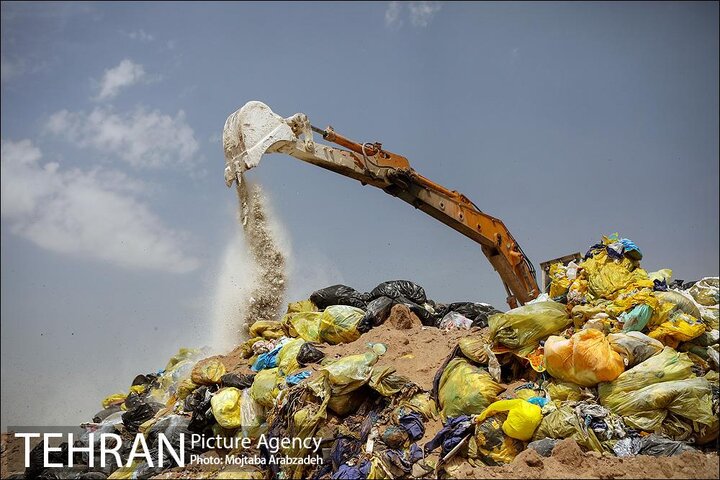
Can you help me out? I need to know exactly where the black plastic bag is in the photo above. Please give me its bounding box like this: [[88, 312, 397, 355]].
[[297, 342, 325, 365], [370, 280, 427, 305], [435, 302, 501, 328], [122, 396, 162, 433], [187, 387, 215, 433], [220, 373, 255, 390], [357, 296, 395, 333], [395, 296, 434, 326], [527, 438, 560, 457], [146, 415, 202, 455], [310, 284, 370, 309]]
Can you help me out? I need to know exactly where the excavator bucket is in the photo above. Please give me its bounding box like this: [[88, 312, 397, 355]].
[[222, 101, 298, 187]]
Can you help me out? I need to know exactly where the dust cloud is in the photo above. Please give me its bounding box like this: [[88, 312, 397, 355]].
[[211, 177, 290, 351]]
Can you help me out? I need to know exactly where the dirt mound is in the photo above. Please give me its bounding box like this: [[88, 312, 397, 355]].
[[446, 438, 720, 479], [321, 321, 475, 391]]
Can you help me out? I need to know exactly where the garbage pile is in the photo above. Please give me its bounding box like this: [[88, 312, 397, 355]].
[[20, 234, 720, 479]]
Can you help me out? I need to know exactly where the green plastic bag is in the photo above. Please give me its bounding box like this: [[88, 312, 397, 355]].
[[321, 350, 378, 396], [619, 304, 653, 332], [488, 301, 571, 356], [318, 305, 365, 345], [598, 347, 715, 430], [438, 358, 503, 421]]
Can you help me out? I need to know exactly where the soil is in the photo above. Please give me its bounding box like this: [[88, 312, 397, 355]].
[[386, 304, 423, 330], [445, 438, 720, 479], [321, 321, 476, 391]]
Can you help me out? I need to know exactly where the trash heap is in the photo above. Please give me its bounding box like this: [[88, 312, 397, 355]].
[[22, 234, 720, 479]]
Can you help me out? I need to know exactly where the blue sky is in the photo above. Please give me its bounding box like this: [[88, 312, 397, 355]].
[[1, 2, 718, 427]]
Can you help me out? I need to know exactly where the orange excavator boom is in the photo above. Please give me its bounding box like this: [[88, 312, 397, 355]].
[[223, 101, 539, 307]]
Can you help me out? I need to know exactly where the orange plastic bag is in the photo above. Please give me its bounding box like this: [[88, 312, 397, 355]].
[[544, 329, 624, 387]]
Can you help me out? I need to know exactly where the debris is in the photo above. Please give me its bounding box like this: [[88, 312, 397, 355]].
[[44, 235, 717, 480]]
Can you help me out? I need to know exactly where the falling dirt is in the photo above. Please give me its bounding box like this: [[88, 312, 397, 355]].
[[235, 177, 287, 328]]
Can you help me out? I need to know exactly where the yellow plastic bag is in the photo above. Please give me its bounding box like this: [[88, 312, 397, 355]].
[[580, 250, 653, 300], [318, 305, 365, 345], [458, 336, 491, 364], [548, 262, 572, 298], [598, 347, 715, 430], [176, 378, 199, 401], [476, 399, 542, 441], [545, 381, 582, 402], [607, 331, 663, 367], [191, 357, 227, 385], [395, 393, 438, 421], [544, 329, 624, 386], [689, 277, 719, 306], [438, 358, 503, 421], [532, 404, 603, 452], [648, 269, 673, 284], [287, 299, 318, 314], [648, 312, 705, 348], [248, 320, 285, 340], [369, 366, 410, 397], [468, 413, 524, 465], [164, 347, 201, 371], [321, 350, 378, 396], [211, 387, 243, 429], [107, 461, 139, 479], [283, 311, 323, 342], [328, 389, 367, 415], [249, 367, 281, 408], [276, 338, 305, 376], [488, 301, 571, 356], [101, 393, 127, 409]]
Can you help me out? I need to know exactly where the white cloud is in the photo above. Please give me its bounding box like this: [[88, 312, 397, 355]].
[[385, 2, 403, 29], [127, 29, 154, 42], [408, 2, 442, 27], [95, 59, 146, 100], [384, 2, 442, 29], [45, 106, 199, 170], [1, 139, 200, 273], [1, 54, 54, 83]]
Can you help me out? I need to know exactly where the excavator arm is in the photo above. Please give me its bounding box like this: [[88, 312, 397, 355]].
[[223, 101, 539, 307]]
